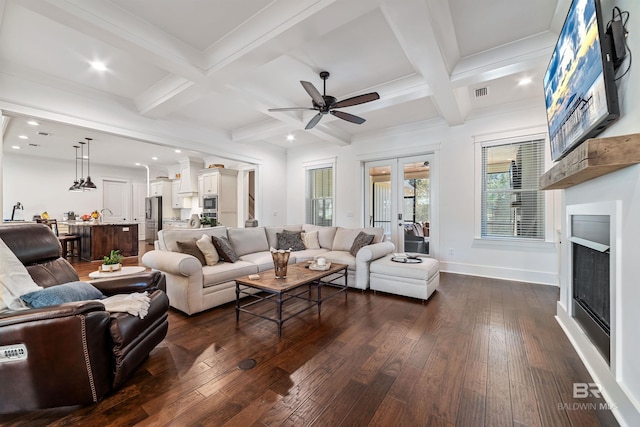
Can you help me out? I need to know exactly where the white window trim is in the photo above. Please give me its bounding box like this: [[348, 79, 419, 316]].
[[304, 157, 336, 226], [474, 128, 556, 244]]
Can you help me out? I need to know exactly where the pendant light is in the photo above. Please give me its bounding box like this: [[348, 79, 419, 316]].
[[80, 137, 97, 190], [68, 145, 82, 191]]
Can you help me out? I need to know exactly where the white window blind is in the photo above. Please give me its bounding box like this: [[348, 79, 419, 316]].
[[481, 138, 545, 239], [306, 166, 333, 226]]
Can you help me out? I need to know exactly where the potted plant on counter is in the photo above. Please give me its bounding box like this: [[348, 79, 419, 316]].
[[200, 215, 217, 228], [101, 249, 123, 272]]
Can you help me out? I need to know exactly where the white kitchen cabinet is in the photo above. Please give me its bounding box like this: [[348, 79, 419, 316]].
[[171, 180, 192, 209], [198, 168, 238, 227], [149, 179, 171, 197], [149, 179, 176, 218]]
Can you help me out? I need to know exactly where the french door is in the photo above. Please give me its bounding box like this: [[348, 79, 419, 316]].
[[364, 154, 434, 255]]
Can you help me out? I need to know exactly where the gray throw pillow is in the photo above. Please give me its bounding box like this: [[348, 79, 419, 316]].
[[277, 230, 305, 251], [176, 239, 206, 266], [349, 231, 375, 256], [21, 281, 104, 308], [212, 236, 240, 263]]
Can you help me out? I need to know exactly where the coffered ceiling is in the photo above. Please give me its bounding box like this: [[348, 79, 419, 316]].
[[1, 0, 568, 166]]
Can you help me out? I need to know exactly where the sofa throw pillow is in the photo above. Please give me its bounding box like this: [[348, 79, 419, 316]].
[[212, 236, 240, 263], [176, 239, 206, 266], [0, 237, 43, 311], [277, 230, 305, 251], [349, 231, 375, 257], [301, 230, 321, 249], [196, 234, 220, 266], [21, 281, 105, 308]]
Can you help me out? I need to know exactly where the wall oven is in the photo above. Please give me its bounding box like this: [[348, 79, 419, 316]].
[[203, 195, 218, 212], [202, 195, 218, 222]]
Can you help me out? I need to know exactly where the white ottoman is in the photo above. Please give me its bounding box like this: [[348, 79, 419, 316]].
[[369, 255, 440, 301]]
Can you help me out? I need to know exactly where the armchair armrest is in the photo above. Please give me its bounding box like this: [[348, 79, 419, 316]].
[[0, 301, 112, 411], [142, 250, 202, 277], [356, 241, 395, 262], [90, 271, 166, 295], [354, 241, 395, 289], [0, 301, 106, 327]]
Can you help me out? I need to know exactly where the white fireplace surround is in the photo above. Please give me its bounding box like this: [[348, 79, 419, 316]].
[[556, 200, 640, 423]]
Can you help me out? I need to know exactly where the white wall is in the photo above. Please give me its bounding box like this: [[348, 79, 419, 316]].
[[3, 153, 146, 221], [557, 0, 640, 424], [287, 101, 560, 285]]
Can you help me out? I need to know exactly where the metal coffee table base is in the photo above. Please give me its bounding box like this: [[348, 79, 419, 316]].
[[235, 264, 348, 337]]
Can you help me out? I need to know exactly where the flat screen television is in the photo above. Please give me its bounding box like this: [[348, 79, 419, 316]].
[[543, 0, 619, 162]]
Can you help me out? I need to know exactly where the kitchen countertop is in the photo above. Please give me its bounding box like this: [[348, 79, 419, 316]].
[[65, 221, 139, 226]]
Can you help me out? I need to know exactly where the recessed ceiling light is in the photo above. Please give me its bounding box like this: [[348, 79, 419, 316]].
[[152, 156, 158, 160], [11, 145, 20, 150], [26, 120, 39, 126], [18, 135, 28, 139], [287, 134, 295, 141], [174, 149, 182, 153], [518, 77, 532, 86], [90, 61, 107, 71]]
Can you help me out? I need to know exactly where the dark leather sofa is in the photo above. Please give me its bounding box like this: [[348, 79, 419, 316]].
[[0, 223, 169, 414]]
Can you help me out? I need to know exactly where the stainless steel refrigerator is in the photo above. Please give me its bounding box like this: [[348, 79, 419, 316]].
[[145, 196, 162, 245]]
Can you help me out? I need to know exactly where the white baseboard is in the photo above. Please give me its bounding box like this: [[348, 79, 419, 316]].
[[439, 261, 558, 286]]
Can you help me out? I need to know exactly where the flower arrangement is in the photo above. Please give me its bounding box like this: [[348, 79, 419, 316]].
[[91, 210, 100, 219]]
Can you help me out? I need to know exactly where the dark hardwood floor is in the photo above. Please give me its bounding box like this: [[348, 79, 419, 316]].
[[1, 245, 619, 426]]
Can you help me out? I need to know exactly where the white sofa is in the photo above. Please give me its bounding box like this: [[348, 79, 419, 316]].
[[142, 224, 394, 315]]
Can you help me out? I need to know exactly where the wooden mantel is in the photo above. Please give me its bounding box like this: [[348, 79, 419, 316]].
[[540, 133, 640, 190]]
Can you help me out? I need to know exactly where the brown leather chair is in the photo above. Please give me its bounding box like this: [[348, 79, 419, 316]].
[[0, 223, 169, 414]]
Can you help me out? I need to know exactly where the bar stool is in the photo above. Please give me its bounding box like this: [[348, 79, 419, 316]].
[[36, 219, 81, 259]]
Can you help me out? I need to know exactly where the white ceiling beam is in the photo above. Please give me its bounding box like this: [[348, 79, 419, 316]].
[[450, 31, 557, 87], [19, 0, 206, 81], [380, 0, 464, 126], [1, 113, 10, 138], [232, 120, 291, 143], [229, 73, 432, 144], [137, 0, 371, 119]]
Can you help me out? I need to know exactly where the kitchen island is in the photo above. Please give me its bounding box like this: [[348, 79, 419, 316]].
[[68, 222, 139, 262]]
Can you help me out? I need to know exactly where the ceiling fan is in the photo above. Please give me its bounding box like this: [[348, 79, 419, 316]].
[[268, 71, 380, 130]]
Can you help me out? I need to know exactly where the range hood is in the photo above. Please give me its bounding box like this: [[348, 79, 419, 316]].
[[177, 158, 203, 196]]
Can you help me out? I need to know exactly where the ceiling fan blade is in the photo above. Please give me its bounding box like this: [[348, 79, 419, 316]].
[[330, 110, 366, 125], [305, 112, 323, 129], [301, 81, 325, 107], [333, 92, 380, 109], [268, 107, 316, 112]]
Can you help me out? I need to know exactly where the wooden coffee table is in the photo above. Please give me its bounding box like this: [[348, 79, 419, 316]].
[[235, 262, 348, 336]]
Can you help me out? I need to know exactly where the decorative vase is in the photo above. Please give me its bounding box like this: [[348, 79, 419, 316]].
[[271, 249, 291, 278]]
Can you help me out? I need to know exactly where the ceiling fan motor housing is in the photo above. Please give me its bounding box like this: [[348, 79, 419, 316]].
[[314, 95, 337, 113]]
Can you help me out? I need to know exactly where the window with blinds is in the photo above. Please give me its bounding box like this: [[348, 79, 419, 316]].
[[306, 166, 333, 226], [481, 138, 545, 239]]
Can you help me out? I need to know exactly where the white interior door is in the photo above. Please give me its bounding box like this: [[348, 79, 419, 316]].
[[365, 155, 434, 255], [102, 179, 131, 222]]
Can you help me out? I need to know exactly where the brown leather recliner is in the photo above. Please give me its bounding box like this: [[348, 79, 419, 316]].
[[0, 224, 169, 414]]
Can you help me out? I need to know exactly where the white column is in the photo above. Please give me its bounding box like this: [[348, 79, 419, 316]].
[[0, 111, 4, 220]]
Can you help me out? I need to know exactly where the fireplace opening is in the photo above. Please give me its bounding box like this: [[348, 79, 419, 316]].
[[570, 214, 610, 363]]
